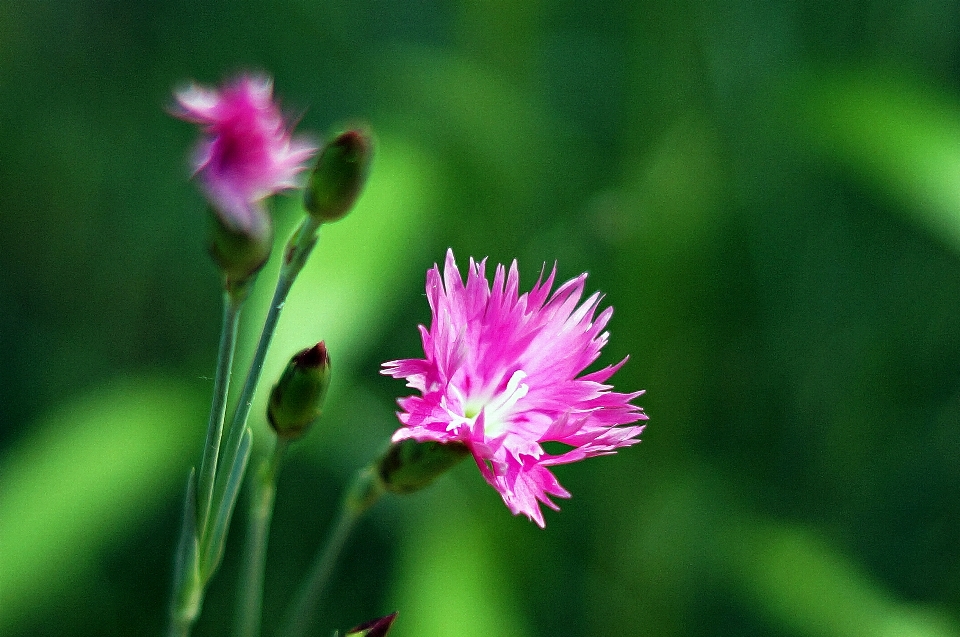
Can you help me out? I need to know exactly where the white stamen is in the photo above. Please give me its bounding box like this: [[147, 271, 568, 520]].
[[482, 371, 529, 438], [451, 371, 529, 437]]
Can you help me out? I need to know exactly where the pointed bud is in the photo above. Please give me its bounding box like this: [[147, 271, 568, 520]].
[[206, 207, 273, 292], [304, 127, 373, 223], [267, 342, 331, 440], [376, 439, 469, 494], [343, 612, 398, 637]]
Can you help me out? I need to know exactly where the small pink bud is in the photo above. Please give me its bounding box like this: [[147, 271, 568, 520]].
[[268, 342, 331, 440], [343, 612, 398, 637]]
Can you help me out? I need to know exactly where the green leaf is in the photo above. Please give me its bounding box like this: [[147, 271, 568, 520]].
[[201, 425, 252, 581], [170, 468, 201, 619]]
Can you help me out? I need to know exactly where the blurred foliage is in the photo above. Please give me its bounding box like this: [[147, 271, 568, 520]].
[[2, 1, 960, 636]]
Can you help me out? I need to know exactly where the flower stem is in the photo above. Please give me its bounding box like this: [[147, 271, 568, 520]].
[[167, 289, 244, 637], [196, 291, 244, 536], [201, 216, 320, 577], [204, 216, 322, 570], [235, 436, 289, 637], [280, 467, 384, 637], [168, 215, 323, 637]]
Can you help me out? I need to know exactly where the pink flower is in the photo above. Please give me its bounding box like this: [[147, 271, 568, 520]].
[[383, 250, 647, 527], [172, 74, 316, 233]]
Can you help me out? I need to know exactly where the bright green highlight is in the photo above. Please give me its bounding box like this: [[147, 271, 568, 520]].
[[0, 378, 205, 635], [728, 523, 959, 637], [800, 70, 960, 251], [388, 493, 530, 637]]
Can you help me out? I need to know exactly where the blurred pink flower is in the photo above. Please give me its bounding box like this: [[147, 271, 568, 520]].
[[172, 74, 316, 232], [383, 250, 647, 527]]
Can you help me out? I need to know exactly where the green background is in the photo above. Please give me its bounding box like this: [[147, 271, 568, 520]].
[[3, 1, 960, 636]]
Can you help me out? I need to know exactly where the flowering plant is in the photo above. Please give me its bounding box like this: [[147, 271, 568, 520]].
[[166, 72, 646, 637]]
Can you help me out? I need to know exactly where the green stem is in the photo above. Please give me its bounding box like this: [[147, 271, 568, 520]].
[[235, 437, 290, 637], [167, 289, 243, 637], [204, 217, 322, 569], [197, 292, 244, 536], [280, 468, 384, 637]]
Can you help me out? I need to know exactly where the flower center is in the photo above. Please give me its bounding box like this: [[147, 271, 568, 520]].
[[459, 370, 529, 439]]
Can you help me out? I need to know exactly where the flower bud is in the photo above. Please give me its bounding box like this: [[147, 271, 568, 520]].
[[375, 439, 469, 494], [343, 612, 398, 637], [304, 127, 373, 223], [267, 342, 331, 440]]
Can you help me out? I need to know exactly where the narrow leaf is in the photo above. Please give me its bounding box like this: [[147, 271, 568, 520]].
[[201, 426, 253, 581], [171, 468, 200, 608]]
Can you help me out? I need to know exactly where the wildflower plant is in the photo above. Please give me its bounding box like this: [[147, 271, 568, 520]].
[[166, 72, 647, 637]]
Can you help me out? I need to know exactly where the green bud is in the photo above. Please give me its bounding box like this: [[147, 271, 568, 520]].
[[304, 127, 373, 223], [342, 612, 398, 637], [206, 207, 273, 293], [267, 342, 331, 440], [376, 439, 469, 495]]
